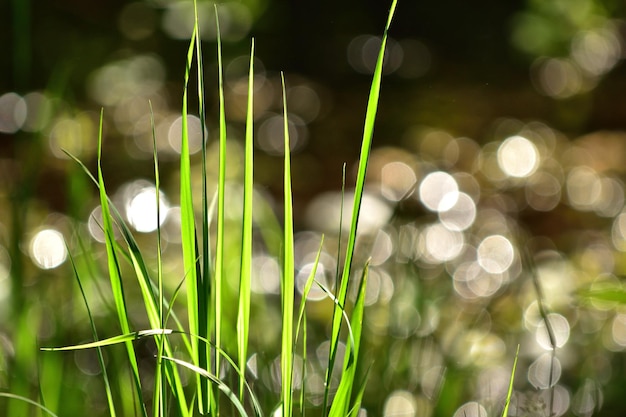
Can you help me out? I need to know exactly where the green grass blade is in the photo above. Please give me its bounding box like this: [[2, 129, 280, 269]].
[[150, 100, 167, 417], [237, 38, 255, 400], [214, 6, 227, 402], [96, 109, 147, 417], [501, 344, 520, 417], [324, 0, 397, 411], [41, 329, 174, 352], [197, 2, 214, 414], [180, 15, 203, 414], [329, 262, 369, 417], [280, 72, 295, 417]]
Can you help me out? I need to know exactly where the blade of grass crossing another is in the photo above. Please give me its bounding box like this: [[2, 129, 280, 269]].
[[66, 248, 117, 417], [237, 38, 255, 400], [194, 1, 213, 413], [151, 100, 167, 417], [329, 262, 369, 417], [324, 0, 397, 411], [294, 236, 324, 417], [280, 72, 295, 417], [96, 109, 147, 417]]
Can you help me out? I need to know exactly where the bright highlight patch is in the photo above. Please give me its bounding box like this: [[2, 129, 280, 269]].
[[419, 171, 459, 212], [29, 229, 67, 270], [497, 135, 539, 178], [477, 235, 515, 274]]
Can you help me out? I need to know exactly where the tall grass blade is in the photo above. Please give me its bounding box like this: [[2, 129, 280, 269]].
[[180, 15, 203, 414], [324, 0, 397, 411], [237, 38, 255, 400], [280, 72, 295, 417], [214, 8, 228, 409], [96, 109, 147, 417]]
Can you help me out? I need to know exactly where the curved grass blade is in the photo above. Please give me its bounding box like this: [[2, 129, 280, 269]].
[[161, 356, 249, 417], [324, 0, 397, 411], [237, 38, 255, 400], [0, 393, 60, 417]]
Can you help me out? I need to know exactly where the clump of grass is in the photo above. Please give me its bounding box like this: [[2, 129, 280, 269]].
[[38, 0, 399, 416]]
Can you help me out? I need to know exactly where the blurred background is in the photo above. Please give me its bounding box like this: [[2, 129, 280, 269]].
[[3, 0, 626, 416]]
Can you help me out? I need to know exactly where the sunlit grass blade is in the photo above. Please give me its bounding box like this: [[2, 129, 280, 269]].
[[0, 393, 60, 417], [66, 248, 116, 417], [96, 109, 147, 417], [280, 72, 295, 417], [190, 3, 213, 414], [237, 38, 255, 400], [329, 262, 369, 417], [324, 0, 397, 411], [501, 344, 520, 417]]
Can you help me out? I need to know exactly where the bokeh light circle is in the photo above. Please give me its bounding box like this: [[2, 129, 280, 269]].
[[477, 235, 515, 274], [29, 229, 67, 270]]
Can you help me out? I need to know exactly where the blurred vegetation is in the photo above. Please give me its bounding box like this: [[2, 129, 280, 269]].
[[3, 0, 626, 416]]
